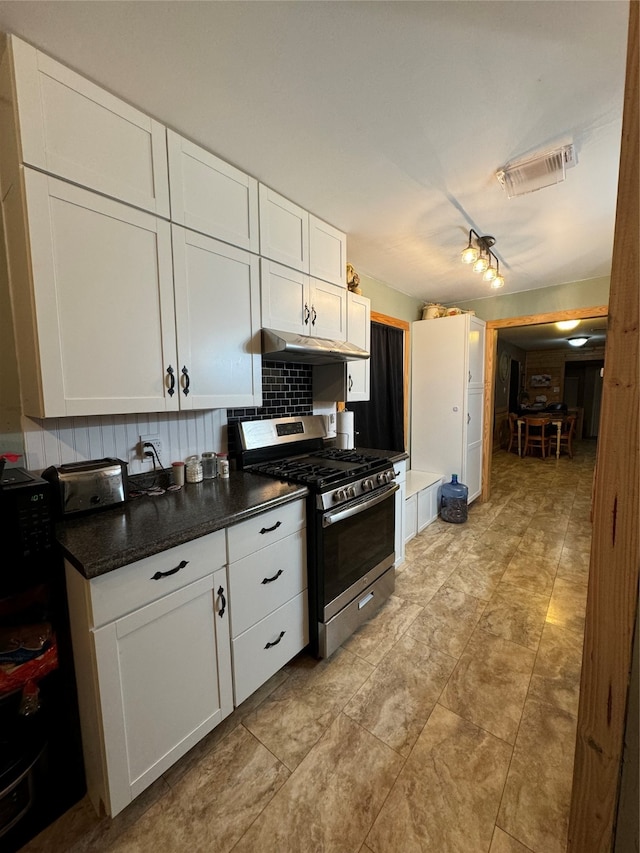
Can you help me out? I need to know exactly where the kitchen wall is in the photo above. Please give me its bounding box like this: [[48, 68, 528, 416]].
[[356, 272, 423, 322], [452, 275, 610, 320]]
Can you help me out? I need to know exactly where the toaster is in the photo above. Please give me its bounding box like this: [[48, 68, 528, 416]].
[[42, 458, 129, 516]]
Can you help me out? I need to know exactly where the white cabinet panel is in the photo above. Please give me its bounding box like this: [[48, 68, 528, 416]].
[[260, 260, 346, 341], [404, 493, 417, 543], [91, 574, 232, 816], [232, 592, 309, 706], [167, 130, 259, 252], [228, 529, 307, 637], [259, 184, 309, 272], [346, 292, 370, 401], [310, 278, 347, 341], [172, 227, 262, 409], [10, 36, 169, 216], [19, 170, 178, 417], [393, 460, 407, 566], [309, 214, 347, 286], [410, 314, 485, 503]]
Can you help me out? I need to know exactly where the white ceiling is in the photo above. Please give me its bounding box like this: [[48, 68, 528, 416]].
[[0, 1, 629, 305]]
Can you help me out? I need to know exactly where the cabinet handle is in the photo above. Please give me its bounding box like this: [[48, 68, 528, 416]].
[[265, 630, 285, 649], [261, 569, 283, 585], [468, 370, 472, 383], [348, 374, 353, 391], [167, 365, 175, 397], [181, 366, 190, 396], [304, 304, 310, 325], [467, 412, 471, 424], [217, 585, 226, 618], [151, 559, 188, 580], [311, 306, 317, 326], [260, 521, 282, 535]]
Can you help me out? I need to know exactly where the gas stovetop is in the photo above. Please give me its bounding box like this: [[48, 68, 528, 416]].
[[236, 416, 396, 510], [249, 448, 391, 490]]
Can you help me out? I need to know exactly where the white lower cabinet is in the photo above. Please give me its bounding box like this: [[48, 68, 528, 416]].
[[227, 500, 308, 706], [66, 501, 308, 817], [393, 460, 407, 566], [404, 471, 444, 543], [65, 531, 232, 817]]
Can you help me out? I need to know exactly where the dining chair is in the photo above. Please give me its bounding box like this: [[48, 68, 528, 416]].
[[523, 416, 551, 458], [549, 414, 577, 458]]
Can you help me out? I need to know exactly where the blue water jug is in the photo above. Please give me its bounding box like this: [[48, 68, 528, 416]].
[[440, 474, 468, 524]]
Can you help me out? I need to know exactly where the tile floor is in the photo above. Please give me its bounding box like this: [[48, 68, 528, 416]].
[[21, 443, 595, 853]]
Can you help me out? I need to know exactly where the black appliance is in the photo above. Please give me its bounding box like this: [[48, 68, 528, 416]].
[[235, 416, 398, 658], [0, 468, 85, 851]]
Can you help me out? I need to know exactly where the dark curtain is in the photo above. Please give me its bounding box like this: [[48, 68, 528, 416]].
[[350, 321, 404, 451]]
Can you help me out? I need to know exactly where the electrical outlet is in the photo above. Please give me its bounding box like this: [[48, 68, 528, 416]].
[[139, 434, 162, 460]]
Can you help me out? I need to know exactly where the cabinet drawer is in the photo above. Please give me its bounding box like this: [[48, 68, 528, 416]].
[[226, 500, 305, 563], [232, 592, 309, 706], [88, 530, 226, 628], [229, 529, 307, 637]]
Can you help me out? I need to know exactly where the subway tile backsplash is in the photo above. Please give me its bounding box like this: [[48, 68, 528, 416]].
[[227, 360, 313, 457]]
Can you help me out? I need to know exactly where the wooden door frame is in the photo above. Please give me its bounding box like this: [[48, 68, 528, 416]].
[[481, 304, 608, 502], [371, 311, 410, 450]]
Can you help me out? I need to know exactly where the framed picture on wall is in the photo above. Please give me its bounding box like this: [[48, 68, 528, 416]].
[[530, 374, 552, 387]]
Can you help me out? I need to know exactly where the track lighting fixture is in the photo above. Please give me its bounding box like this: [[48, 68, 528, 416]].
[[461, 229, 504, 289]]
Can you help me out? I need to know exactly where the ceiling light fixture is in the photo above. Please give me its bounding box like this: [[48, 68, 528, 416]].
[[461, 229, 505, 289], [556, 319, 580, 331], [496, 143, 577, 198], [567, 336, 590, 347]]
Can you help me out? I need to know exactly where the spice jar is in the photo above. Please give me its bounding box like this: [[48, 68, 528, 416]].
[[185, 455, 203, 483], [217, 453, 229, 479]]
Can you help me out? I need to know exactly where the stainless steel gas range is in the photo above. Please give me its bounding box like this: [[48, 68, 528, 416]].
[[235, 415, 398, 658]]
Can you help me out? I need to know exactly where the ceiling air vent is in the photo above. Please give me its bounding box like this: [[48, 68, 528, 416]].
[[496, 144, 576, 198]]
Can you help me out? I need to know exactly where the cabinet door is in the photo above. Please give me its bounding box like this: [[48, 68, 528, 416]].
[[258, 184, 309, 272], [167, 130, 259, 252], [21, 170, 178, 417], [309, 278, 347, 341], [465, 389, 484, 501], [309, 214, 347, 287], [410, 316, 465, 475], [468, 316, 485, 388], [93, 575, 232, 816], [10, 36, 169, 216], [172, 227, 262, 409], [394, 479, 406, 566], [260, 258, 310, 335], [346, 292, 371, 401], [404, 493, 417, 543]]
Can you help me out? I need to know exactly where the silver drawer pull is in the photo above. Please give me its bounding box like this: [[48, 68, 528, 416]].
[[265, 630, 285, 649], [358, 592, 374, 610], [260, 521, 282, 535], [151, 559, 188, 580], [261, 569, 283, 585]]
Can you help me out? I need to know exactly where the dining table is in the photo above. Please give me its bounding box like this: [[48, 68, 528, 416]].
[[517, 414, 566, 459]]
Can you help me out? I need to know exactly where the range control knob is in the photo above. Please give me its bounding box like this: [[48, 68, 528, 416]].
[[377, 472, 387, 485], [347, 485, 357, 499], [334, 488, 347, 503], [362, 478, 375, 491]]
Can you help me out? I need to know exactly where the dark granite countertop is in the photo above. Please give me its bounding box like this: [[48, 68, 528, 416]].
[[56, 472, 308, 580]]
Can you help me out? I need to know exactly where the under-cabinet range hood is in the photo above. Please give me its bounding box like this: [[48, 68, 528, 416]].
[[261, 329, 369, 365]]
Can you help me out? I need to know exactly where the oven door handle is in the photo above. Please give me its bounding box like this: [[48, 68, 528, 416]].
[[322, 483, 399, 527]]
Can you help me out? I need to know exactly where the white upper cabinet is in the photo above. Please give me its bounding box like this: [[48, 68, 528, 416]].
[[345, 292, 371, 401], [172, 227, 262, 409], [309, 215, 347, 287], [8, 35, 169, 217], [260, 260, 346, 341], [16, 170, 178, 417], [258, 184, 309, 272], [167, 130, 259, 252]]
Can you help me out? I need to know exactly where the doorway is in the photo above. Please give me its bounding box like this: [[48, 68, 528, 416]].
[[564, 360, 605, 438]]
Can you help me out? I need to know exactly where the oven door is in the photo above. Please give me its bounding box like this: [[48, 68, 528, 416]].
[[320, 482, 398, 622]]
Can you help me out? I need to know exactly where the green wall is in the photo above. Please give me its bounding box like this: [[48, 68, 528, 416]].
[[451, 276, 610, 320], [357, 273, 424, 323]]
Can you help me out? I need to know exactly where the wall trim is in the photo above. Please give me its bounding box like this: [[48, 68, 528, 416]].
[[371, 311, 410, 450]]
